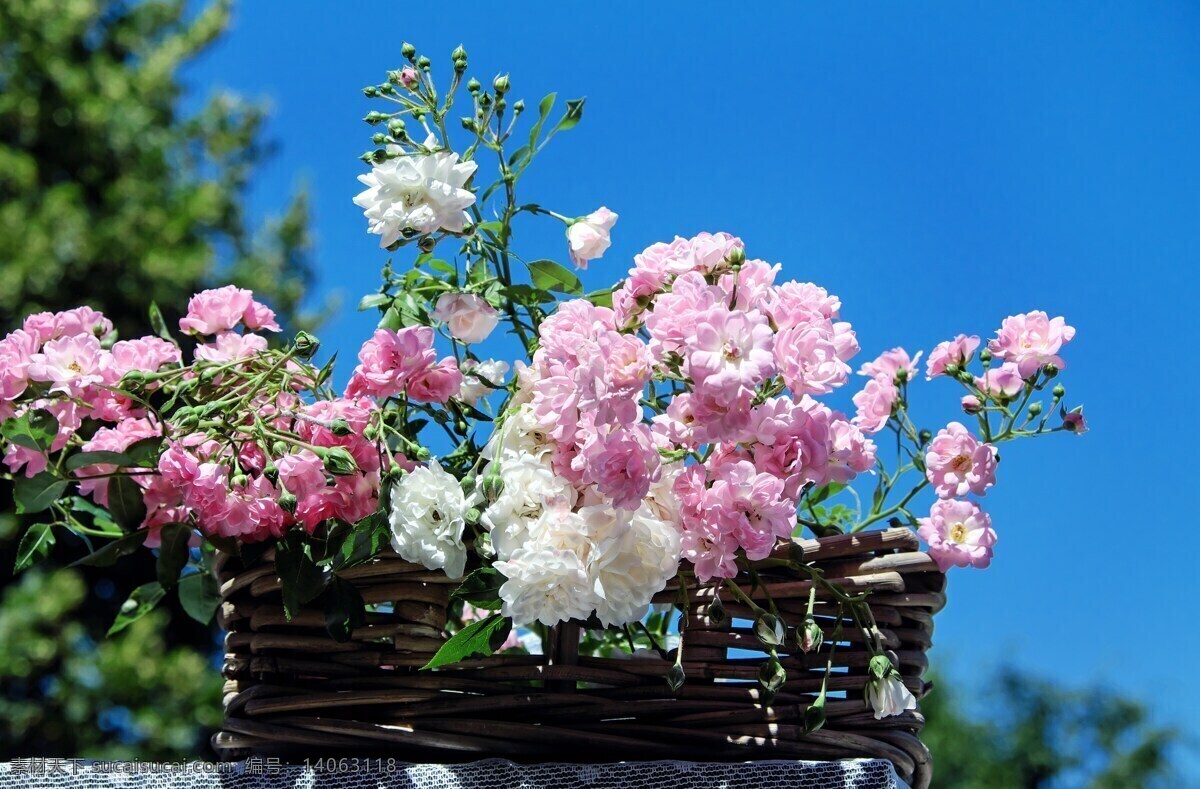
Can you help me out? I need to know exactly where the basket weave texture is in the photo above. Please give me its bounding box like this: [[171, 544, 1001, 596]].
[[213, 527, 942, 788]]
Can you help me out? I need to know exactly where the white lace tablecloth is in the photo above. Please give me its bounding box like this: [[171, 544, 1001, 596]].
[[0, 758, 907, 788]]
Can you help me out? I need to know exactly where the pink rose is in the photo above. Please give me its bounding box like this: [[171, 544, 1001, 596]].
[[975, 362, 1024, 400], [27, 335, 111, 397], [567, 207, 618, 269], [110, 337, 182, 377], [193, 332, 269, 364], [573, 423, 661, 511], [775, 321, 856, 396], [179, 286, 280, 335], [686, 306, 776, 396], [924, 422, 997, 499], [987, 311, 1075, 378], [925, 334, 980, 379], [918, 499, 997, 571], [826, 416, 877, 484], [431, 293, 500, 344], [398, 66, 419, 89], [344, 327, 437, 399], [859, 347, 922, 382], [1062, 408, 1088, 434], [766, 281, 841, 331], [852, 374, 898, 434], [0, 330, 40, 402], [961, 395, 983, 414], [407, 358, 464, 404]]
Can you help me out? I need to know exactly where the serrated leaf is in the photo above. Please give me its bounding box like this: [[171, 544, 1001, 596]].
[[422, 612, 512, 669], [70, 530, 149, 567], [527, 259, 582, 295], [108, 582, 166, 636], [178, 571, 221, 625], [14, 523, 55, 572], [66, 450, 134, 471], [332, 512, 390, 571], [14, 472, 67, 514], [155, 523, 192, 588], [323, 575, 367, 643], [2, 410, 59, 451], [450, 567, 505, 610]]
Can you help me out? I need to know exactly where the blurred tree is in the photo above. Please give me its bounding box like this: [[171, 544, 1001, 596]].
[[0, 0, 323, 758], [0, 0, 320, 338], [920, 669, 1181, 787]]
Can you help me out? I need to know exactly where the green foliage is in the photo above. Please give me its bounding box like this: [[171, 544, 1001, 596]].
[[0, 568, 222, 759], [423, 613, 511, 669], [920, 670, 1182, 787], [0, 0, 320, 338], [0, 0, 320, 759]]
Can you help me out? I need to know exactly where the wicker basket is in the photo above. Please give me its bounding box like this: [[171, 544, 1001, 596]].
[[212, 527, 942, 788]]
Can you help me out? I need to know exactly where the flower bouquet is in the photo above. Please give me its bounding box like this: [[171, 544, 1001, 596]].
[[0, 43, 1086, 787]]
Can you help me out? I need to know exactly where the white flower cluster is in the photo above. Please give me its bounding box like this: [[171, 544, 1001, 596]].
[[389, 463, 469, 579], [481, 413, 683, 628], [353, 134, 477, 247]]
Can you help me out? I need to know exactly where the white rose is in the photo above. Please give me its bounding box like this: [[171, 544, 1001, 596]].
[[431, 293, 500, 344], [566, 206, 618, 269], [458, 359, 510, 406], [495, 546, 595, 627], [482, 404, 556, 462], [865, 673, 918, 720], [353, 135, 477, 247], [480, 453, 577, 557], [580, 503, 681, 627], [389, 462, 468, 579]]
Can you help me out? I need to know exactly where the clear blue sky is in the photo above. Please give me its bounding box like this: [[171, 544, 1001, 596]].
[[186, 0, 1200, 749]]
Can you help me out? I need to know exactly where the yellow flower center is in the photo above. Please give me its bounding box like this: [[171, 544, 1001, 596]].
[[949, 522, 968, 543], [950, 454, 972, 473], [68, 361, 83, 373]]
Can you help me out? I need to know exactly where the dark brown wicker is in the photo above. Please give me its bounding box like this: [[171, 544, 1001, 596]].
[[212, 527, 942, 787]]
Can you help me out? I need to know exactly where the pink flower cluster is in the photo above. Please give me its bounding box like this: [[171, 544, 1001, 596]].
[[345, 327, 463, 402], [520, 232, 877, 582], [0, 307, 182, 477], [154, 397, 383, 542]]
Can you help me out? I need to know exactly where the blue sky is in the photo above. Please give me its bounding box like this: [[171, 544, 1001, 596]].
[[186, 0, 1200, 748]]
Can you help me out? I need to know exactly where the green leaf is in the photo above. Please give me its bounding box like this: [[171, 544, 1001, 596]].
[[14, 523, 55, 572], [70, 496, 122, 535], [106, 475, 148, 529], [122, 436, 164, 467], [450, 567, 505, 610], [14, 472, 67, 514], [65, 450, 134, 471], [275, 532, 327, 620], [585, 288, 614, 308], [422, 613, 512, 669], [108, 582, 167, 636], [553, 98, 585, 134], [357, 293, 391, 311], [70, 530, 149, 567], [178, 571, 221, 625], [148, 302, 175, 343], [155, 523, 192, 588], [527, 259, 583, 295], [332, 512, 390, 572], [323, 575, 367, 643], [528, 92, 556, 149], [2, 409, 59, 451], [808, 482, 847, 506]]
